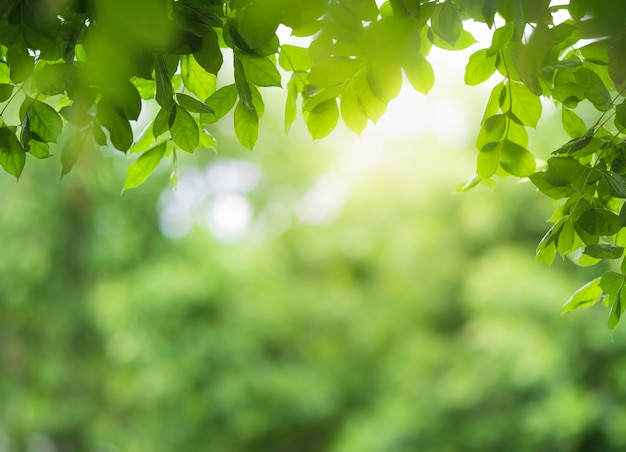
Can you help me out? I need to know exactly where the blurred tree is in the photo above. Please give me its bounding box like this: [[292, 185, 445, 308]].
[[0, 103, 622, 451]]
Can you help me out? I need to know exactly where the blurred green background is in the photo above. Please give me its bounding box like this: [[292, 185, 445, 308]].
[[2, 58, 625, 452]]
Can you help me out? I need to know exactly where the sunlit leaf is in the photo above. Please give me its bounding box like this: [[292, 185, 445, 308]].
[[202, 84, 238, 124], [234, 100, 259, 149], [562, 277, 603, 313], [97, 99, 133, 152], [123, 142, 167, 190], [170, 105, 199, 152], [176, 93, 214, 114], [0, 127, 25, 178], [575, 68, 611, 111], [465, 49, 496, 86], [500, 140, 536, 177], [403, 51, 434, 94], [240, 55, 282, 87], [305, 98, 339, 139], [181, 54, 216, 101]]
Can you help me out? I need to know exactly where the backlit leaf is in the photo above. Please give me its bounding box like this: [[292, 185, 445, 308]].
[[500, 140, 536, 177], [340, 88, 368, 134], [562, 277, 603, 313], [465, 49, 496, 86], [234, 100, 259, 149], [279, 45, 311, 71], [0, 127, 25, 179], [305, 98, 339, 139], [240, 55, 282, 87], [403, 51, 434, 94], [97, 99, 133, 152], [575, 68, 611, 111], [234, 55, 254, 110], [181, 55, 216, 101], [25, 100, 63, 143], [124, 142, 167, 190], [176, 93, 214, 114], [170, 105, 199, 152], [562, 107, 587, 138], [202, 84, 238, 124]]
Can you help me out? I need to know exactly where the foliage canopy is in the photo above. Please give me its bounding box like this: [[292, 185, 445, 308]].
[[3, 0, 626, 326]]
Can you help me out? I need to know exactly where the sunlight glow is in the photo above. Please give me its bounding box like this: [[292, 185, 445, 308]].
[[294, 174, 350, 225], [205, 194, 254, 243]]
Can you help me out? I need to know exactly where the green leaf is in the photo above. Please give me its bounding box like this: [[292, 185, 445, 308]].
[[234, 101, 259, 150], [529, 172, 576, 199], [500, 140, 536, 177], [577, 209, 621, 236], [481, 83, 505, 124], [28, 140, 50, 159], [0, 84, 13, 102], [123, 142, 167, 190], [557, 219, 576, 255], [340, 88, 368, 134], [562, 107, 587, 138], [97, 99, 133, 152], [61, 131, 88, 177], [615, 101, 626, 129], [238, 1, 280, 49], [402, 51, 434, 94], [487, 23, 514, 57], [608, 291, 623, 331], [234, 55, 254, 110], [428, 28, 476, 50], [476, 114, 506, 150], [176, 93, 214, 114], [601, 271, 624, 295], [199, 128, 217, 149], [153, 108, 172, 138], [305, 98, 339, 139], [285, 75, 298, 133], [92, 122, 107, 147], [432, 1, 462, 45], [240, 55, 282, 88], [562, 277, 603, 313], [574, 68, 611, 111], [601, 171, 626, 198], [24, 100, 64, 143], [505, 82, 542, 128], [367, 61, 402, 103], [279, 45, 311, 71], [477, 141, 501, 178], [544, 157, 586, 186], [181, 55, 216, 101], [170, 105, 199, 153], [539, 59, 583, 72], [202, 84, 238, 124], [0, 127, 25, 178], [584, 244, 625, 259], [465, 49, 496, 86], [308, 57, 360, 88], [129, 124, 157, 154], [155, 56, 174, 111], [193, 28, 223, 76], [341, 0, 379, 21], [33, 63, 67, 96]]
